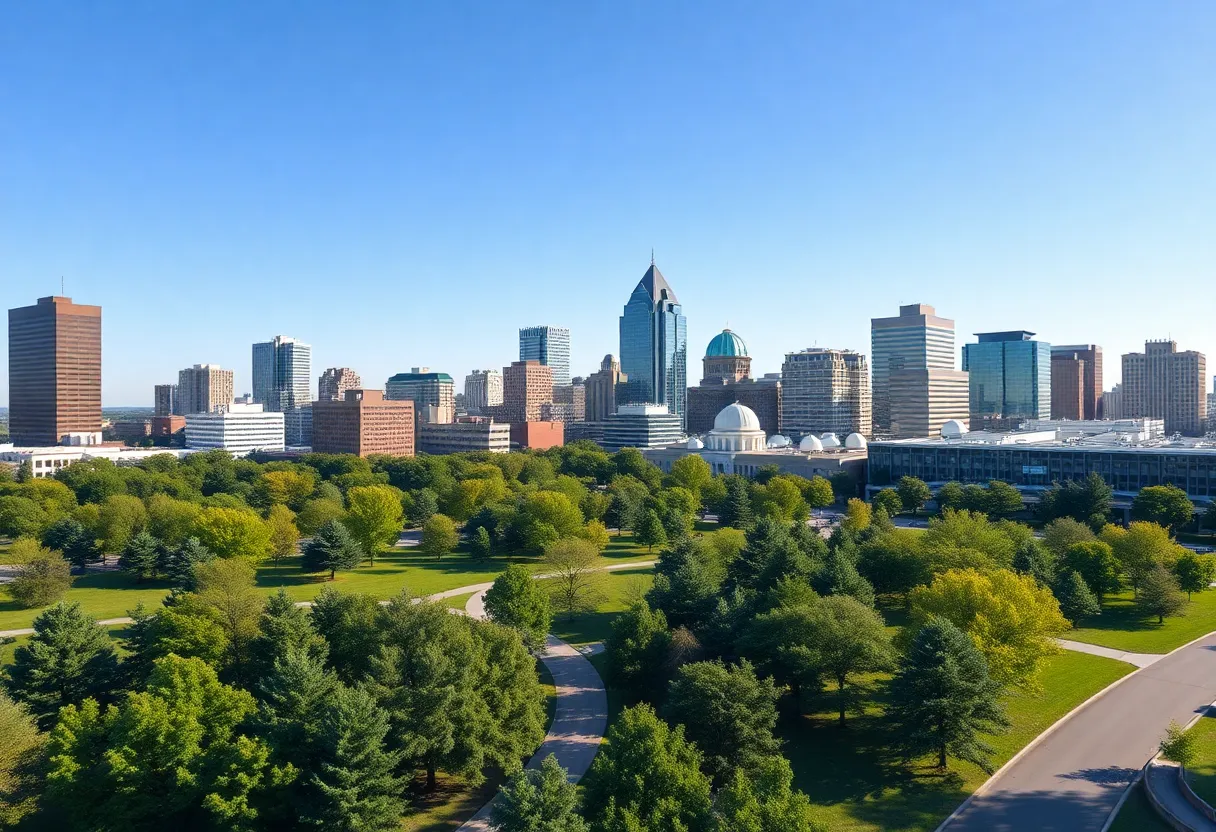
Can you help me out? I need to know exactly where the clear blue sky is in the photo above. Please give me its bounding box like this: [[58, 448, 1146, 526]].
[[2, 2, 1214, 406]]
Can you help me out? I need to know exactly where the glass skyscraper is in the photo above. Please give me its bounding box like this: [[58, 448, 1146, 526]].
[[519, 326, 571, 387], [252, 335, 312, 444], [962, 331, 1051, 425], [618, 261, 687, 426]]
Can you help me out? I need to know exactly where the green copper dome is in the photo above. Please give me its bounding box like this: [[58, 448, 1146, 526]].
[[705, 329, 748, 358]]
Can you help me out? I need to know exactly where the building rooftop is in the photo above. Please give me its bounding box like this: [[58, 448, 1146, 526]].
[[975, 331, 1037, 342], [387, 371, 454, 383], [636, 262, 678, 304], [875, 418, 1216, 455], [706, 329, 748, 358]]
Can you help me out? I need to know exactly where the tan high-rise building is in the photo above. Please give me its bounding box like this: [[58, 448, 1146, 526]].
[[889, 368, 970, 438], [585, 355, 627, 423], [500, 360, 553, 424], [780, 349, 871, 439], [871, 304, 958, 437], [1122, 341, 1206, 436], [8, 296, 102, 446], [177, 364, 235, 415], [312, 389, 414, 457], [1051, 345, 1103, 420], [318, 367, 362, 402]]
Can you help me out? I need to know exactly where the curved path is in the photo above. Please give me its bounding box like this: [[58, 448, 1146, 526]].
[[938, 631, 1216, 832]]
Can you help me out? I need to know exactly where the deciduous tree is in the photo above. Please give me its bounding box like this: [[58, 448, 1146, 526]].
[[7, 548, 72, 609], [1131, 485, 1194, 534], [1173, 551, 1216, 600], [543, 537, 604, 619], [713, 756, 822, 832], [265, 504, 300, 570], [343, 485, 404, 564], [1061, 541, 1122, 603], [873, 489, 903, 518], [419, 514, 459, 559], [484, 564, 552, 652], [1137, 563, 1186, 623], [896, 477, 932, 517]]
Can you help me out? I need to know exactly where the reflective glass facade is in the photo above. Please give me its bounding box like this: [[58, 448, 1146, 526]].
[[618, 265, 687, 426], [962, 332, 1050, 420], [253, 336, 311, 413]]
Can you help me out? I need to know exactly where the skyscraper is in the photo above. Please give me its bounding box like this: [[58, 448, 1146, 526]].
[[962, 331, 1052, 428], [154, 384, 179, 417], [501, 360, 553, 424], [463, 369, 504, 415], [178, 364, 235, 415], [1122, 340, 1206, 436], [870, 303, 958, 436], [1051, 345, 1103, 420], [386, 368, 455, 424], [585, 355, 626, 423], [252, 335, 311, 412], [779, 349, 871, 439], [618, 260, 687, 425], [519, 326, 571, 388], [318, 367, 362, 402], [8, 296, 102, 446]]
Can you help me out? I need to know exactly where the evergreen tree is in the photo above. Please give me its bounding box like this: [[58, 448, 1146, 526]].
[[1053, 570, 1101, 624], [118, 530, 162, 582], [604, 601, 673, 703], [813, 548, 876, 608], [311, 587, 385, 685], [484, 564, 552, 652], [1012, 539, 1055, 586], [1061, 541, 1122, 603], [471, 525, 493, 559], [406, 488, 439, 526], [40, 517, 101, 572], [4, 601, 120, 727], [635, 508, 668, 552], [1138, 563, 1186, 623], [302, 684, 406, 831], [713, 755, 823, 832], [887, 619, 1009, 772], [163, 537, 215, 591], [303, 519, 365, 579], [248, 588, 330, 683], [719, 476, 754, 529], [491, 754, 588, 832]]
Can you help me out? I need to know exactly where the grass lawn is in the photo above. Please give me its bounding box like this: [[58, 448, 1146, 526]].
[[785, 650, 1133, 832], [546, 567, 655, 646], [1108, 780, 1172, 831], [0, 534, 658, 632], [1067, 588, 1216, 654], [1183, 710, 1216, 808]]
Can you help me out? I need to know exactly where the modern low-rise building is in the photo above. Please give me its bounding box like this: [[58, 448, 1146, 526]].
[[417, 418, 511, 454], [312, 389, 414, 457], [387, 368, 455, 425], [0, 444, 193, 478], [600, 404, 684, 451], [185, 402, 285, 455], [510, 421, 564, 450]]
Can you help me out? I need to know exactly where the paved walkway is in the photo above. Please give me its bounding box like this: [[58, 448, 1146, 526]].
[[1057, 638, 1163, 669], [1146, 760, 1216, 831], [939, 632, 1216, 832]]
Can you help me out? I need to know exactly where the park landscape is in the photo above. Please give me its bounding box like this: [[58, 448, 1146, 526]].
[[1, 445, 1215, 831]]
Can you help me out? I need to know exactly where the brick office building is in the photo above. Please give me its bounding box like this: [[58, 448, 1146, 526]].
[[312, 389, 414, 457]]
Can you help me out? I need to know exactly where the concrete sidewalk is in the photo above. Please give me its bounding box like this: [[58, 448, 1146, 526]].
[[1057, 638, 1163, 669], [1145, 760, 1216, 831]]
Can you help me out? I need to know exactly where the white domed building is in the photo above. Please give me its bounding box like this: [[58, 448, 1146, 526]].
[[706, 403, 767, 452]]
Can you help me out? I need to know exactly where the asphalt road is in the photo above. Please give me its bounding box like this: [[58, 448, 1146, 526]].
[[940, 632, 1216, 832]]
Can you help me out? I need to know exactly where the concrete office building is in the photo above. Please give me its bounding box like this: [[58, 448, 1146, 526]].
[[8, 296, 102, 446], [871, 303, 958, 437], [962, 331, 1051, 430], [386, 368, 455, 424], [585, 355, 626, 423], [318, 367, 361, 402], [1121, 340, 1207, 436], [154, 384, 179, 417], [312, 389, 414, 457], [178, 364, 235, 415], [600, 404, 684, 451], [519, 326, 571, 388], [1104, 383, 1125, 420], [284, 404, 312, 448], [417, 418, 511, 454], [888, 367, 970, 439], [549, 379, 586, 423], [252, 335, 311, 413], [500, 360, 553, 424], [618, 260, 688, 425], [686, 329, 781, 437], [185, 402, 285, 455], [779, 349, 871, 440], [1051, 345, 1103, 420], [463, 369, 503, 415]]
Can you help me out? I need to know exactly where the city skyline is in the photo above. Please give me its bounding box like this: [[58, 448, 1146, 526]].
[[2, 5, 1214, 406]]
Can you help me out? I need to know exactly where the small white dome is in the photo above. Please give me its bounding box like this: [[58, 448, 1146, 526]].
[[845, 432, 868, 450], [713, 402, 762, 433], [686, 436, 705, 450], [941, 419, 967, 439], [766, 434, 791, 449], [799, 434, 823, 452], [820, 432, 841, 449]]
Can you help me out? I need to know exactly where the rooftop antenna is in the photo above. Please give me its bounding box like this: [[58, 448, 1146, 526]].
[[60, 276, 64, 295], [650, 248, 655, 266]]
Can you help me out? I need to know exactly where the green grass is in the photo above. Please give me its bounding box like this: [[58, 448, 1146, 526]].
[[1067, 588, 1216, 653], [546, 567, 655, 646], [785, 650, 1134, 832], [1183, 710, 1216, 808], [1108, 780, 1172, 831], [0, 534, 658, 632], [442, 591, 480, 612]]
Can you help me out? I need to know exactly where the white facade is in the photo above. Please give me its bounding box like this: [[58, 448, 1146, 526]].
[[464, 369, 504, 414], [0, 444, 193, 478], [185, 402, 285, 455]]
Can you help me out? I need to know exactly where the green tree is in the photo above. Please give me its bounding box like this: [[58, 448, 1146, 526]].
[[719, 475, 754, 529], [669, 455, 713, 504], [490, 753, 588, 832], [485, 564, 552, 652], [297, 497, 347, 537], [896, 476, 932, 517], [343, 485, 404, 565], [1131, 485, 1194, 534], [887, 618, 1009, 772], [248, 588, 329, 684], [265, 503, 300, 570], [163, 537, 215, 591], [0, 691, 42, 827], [582, 704, 713, 832], [841, 498, 871, 535], [873, 488, 903, 518], [420, 513, 459, 559], [544, 537, 604, 619], [605, 601, 672, 702], [0, 496, 48, 539], [814, 548, 876, 608], [302, 684, 406, 832], [1011, 539, 1056, 587], [1102, 521, 1186, 597], [1041, 517, 1096, 559], [1160, 720, 1198, 768], [635, 508, 668, 552], [1037, 472, 1113, 530], [118, 529, 162, 582], [193, 557, 264, 682], [146, 494, 202, 548], [191, 505, 273, 561], [471, 524, 494, 558], [1173, 552, 1216, 599], [804, 476, 835, 514], [310, 588, 385, 685], [1137, 563, 1186, 623], [7, 549, 73, 609], [713, 756, 822, 832], [4, 601, 120, 727], [738, 604, 821, 707], [664, 659, 781, 786], [803, 595, 894, 723], [40, 516, 101, 571], [984, 480, 1024, 517], [303, 519, 366, 580], [1053, 570, 1101, 624], [405, 488, 440, 527], [47, 655, 288, 831], [579, 519, 611, 553], [1062, 541, 1122, 603], [857, 531, 930, 606], [935, 481, 964, 511], [96, 494, 147, 554]]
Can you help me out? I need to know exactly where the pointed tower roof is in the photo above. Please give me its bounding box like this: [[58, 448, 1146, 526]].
[[637, 263, 678, 304]]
